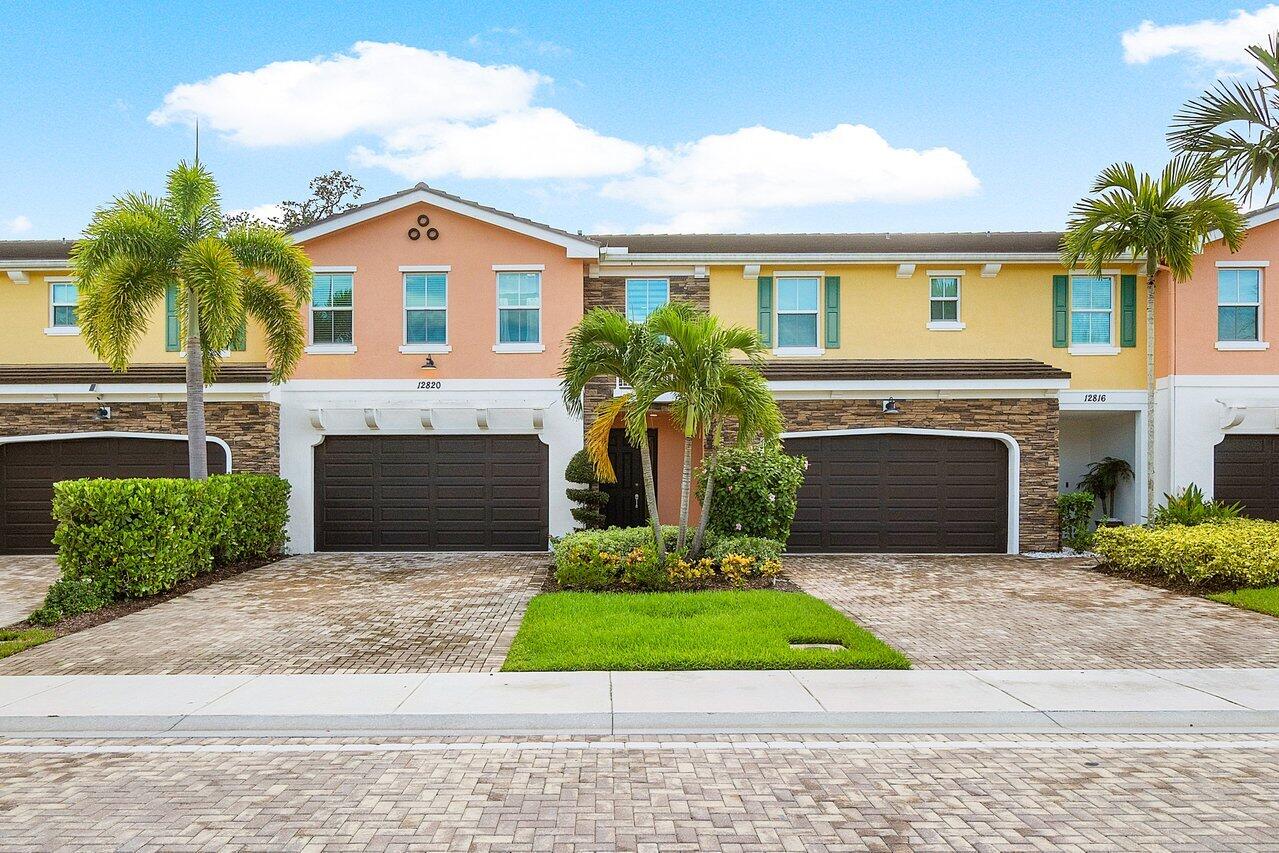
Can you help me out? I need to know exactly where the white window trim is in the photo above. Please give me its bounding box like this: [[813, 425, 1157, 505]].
[[1216, 266, 1266, 349], [309, 272, 355, 350], [1067, 274, 1116, 354], [927, 275, 963, 331], [399, 264, 450, 273], [625, 277, 671, 324], [403, 271, 449, 353], [45, 276, 79, 336], [495, 269, 543, 351], [774, 274, 822, 351]]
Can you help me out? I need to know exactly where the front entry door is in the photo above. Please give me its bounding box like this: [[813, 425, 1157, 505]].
[[602, 428, 658, 528]]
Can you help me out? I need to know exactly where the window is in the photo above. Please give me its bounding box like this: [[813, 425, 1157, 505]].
[[405, 273, 447, 345], [49, 281, 79, 330], [1218, 268, 1261, 342], [776, 276, 819, 348], [311, 273, 354, 346], [625, 278, 669, 323], [165, 284, 244, 352], [497, 271, 541, 345], [929, 276, 960, 323], [1069, 275, 1113, 346]]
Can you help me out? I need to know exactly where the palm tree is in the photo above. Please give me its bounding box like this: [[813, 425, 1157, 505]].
[[1169, 33, 1279, 200], [72, 161, 311, 478], [561, 308, 668, 562], [638, 303, 770, 552], [1078, 456, 1135, 520], [1061, 157, 1245, 518]]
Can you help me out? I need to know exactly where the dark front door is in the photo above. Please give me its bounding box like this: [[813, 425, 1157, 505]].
[[1214, 434, 1279, 520], [313, 434, 549, 551], [0, 435, 229, 554], [784, 432, 1009, 553], [602, 428, 657, 528]]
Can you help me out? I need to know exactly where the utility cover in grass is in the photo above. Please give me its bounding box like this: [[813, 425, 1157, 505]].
[[502, 590, 911, 671]]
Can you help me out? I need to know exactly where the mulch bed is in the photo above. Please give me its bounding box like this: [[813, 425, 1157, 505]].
[[8, 555, 283, 640], [1088, 562, 1239, 596], [539, 563, 802, 594]]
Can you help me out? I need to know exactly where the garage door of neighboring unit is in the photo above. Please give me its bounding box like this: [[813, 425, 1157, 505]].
[[0, 435, 228, 555], [784, 432, 1009, 553], [1214, 434, 1279, 520], [313, 435, 549, 551]]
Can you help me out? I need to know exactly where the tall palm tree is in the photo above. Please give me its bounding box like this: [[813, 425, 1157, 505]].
[[72, 161, 311, 478], [561, 308, 668, 562], [638, 303, 770, 552], [1169, 33, 1279, 200], [1061, 157, 1245, 518]]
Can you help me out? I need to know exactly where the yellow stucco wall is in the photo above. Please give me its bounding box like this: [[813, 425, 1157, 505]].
[[0, 270, 268, 365], [710, 264, 1147, 390]]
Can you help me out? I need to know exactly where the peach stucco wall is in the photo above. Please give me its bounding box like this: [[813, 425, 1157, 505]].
[[1158, 221, 1279, 377], [294, 201, 586, 380]]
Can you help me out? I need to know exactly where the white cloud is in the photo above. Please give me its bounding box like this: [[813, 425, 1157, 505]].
[[1122, 5, 1279, 66], [602, 124, 980, 232], [467, 27, 570, 58], [4, 215, 32, 234]]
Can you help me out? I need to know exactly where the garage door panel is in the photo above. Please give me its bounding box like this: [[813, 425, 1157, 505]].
[[1214, 435, 1279, 520]]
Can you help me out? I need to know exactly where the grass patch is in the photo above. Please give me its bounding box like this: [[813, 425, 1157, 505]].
[[502, 590, 910, 671], [0, 628, 55, 660], [1209, 586, 1279, 618]]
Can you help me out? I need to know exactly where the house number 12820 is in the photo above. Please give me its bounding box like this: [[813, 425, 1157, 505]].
[[416, 381, 441, 390]]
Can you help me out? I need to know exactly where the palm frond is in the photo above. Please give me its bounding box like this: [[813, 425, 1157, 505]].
[[224, 226, 313, 305], [178, 237, 243, 351], [76, 255, 170, 371], [585, 393, 630, 483], [242, 274, 307, 383], [166, 161, 223, 238]]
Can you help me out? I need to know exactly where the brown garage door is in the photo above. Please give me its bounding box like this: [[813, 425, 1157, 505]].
[[1214, 434, 1279, 520], [784, 432, 1009, 553], [0, 435, 228, 554], [313, 435, 549, 551]]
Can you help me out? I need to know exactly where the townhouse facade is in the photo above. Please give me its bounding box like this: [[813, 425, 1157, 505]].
[[0, 182, 1272, 555]]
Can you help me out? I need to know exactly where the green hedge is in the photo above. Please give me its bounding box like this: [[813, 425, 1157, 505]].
[[553, 526, 784, 591], [30, 474, 289, 625], [699, 445, 806, 542], [1092, 519, 1279, 590]]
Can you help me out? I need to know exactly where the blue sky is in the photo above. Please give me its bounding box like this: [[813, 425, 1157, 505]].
[[2, 1, 1276, 238]]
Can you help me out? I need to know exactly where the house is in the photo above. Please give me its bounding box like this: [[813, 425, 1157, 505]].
[[0, 184, 1180, 554]]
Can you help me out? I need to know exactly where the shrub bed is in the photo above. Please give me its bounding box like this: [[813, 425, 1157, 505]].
[[553, 526, 785, 591], [699, 445, 805, 542], [1092, 519, 1279, 590], [30, 474, 289, 625]]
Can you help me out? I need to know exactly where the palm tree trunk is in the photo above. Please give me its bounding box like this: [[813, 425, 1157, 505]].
[[676, 434, 693, 551], [1145, 273, 1156, 521], [638, 433, 664, 564], [689, 437, 719, 559], [185, 287, 209, 480]]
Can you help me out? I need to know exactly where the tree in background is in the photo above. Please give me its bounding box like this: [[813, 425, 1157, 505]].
[[224, 170, 364, 231]]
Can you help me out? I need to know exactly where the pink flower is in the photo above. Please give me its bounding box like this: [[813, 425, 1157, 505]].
[[734, 523, 742, 531]]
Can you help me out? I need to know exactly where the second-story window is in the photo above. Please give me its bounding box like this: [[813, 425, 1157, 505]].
[[311, 272, 354, 346], [626, 278, 669, 323], [1218, 267, 1262, 343], [1070, 275, 1113, 346], [405, 273, 447, 345], [776, 276, 820, 348], [497, 271, 541, 345], [929, 276, 960, 323], [49, 280, 79, 332]]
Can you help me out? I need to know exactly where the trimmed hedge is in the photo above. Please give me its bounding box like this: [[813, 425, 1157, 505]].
[[553, 526, 783, 591], [1092, 519, 1279, 590], [30, 474, 289, 625]]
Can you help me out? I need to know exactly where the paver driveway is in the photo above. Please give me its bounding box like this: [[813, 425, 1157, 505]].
[[788, 554, 1279, 670], [0, 552, 547, 676], [0, 556, 58, 627]]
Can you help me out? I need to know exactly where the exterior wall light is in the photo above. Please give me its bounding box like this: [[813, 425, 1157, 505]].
[[882, 398, 900, 414]]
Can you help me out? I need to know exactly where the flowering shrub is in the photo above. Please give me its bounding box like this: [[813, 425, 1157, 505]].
[[1092, 519, 1279, 589], [699, 445, 805, 542]]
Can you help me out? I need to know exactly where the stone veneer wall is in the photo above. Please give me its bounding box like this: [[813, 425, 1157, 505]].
[[776, 397, 1061, 552], [0, 401, 280, 474]]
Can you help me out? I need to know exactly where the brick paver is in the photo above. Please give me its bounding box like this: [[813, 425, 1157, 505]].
[[0, 734, 1276, 851], [0, 556, 58, 627], [789, 554, 1279, 669], [0, 552, 546, 675]]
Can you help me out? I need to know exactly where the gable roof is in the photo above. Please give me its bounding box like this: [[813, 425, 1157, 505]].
[[289, 183, 600, 259]]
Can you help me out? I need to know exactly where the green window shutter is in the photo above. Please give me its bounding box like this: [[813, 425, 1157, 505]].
[[165, 285, 180, 352], [1052, 275, 1069, 348], [756, 276, 773, 346], [1119, 274, 1137, 347], [231, 320, 247, 352], [823, 275, 841, 348]]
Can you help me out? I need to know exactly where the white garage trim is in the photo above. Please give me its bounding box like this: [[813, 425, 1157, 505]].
[[779, 426, 1021, 554], [0, 432, 233, 473]]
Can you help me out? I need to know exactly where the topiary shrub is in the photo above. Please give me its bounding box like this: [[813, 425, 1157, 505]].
[[1093, 518, 1279, 590], [699, 445, 805, 542], [1057, 491, 1096, 551], [565, 449, 609, 530]]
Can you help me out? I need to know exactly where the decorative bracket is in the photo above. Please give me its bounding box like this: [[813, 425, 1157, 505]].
[[742, 264, 760, 280], [419, 409, 435, 430], [307, 409, 327, 431], [531, 408, 545, 431], [1218, 400, 1247, 430], [363, 408, 381, 430], [981, 263, 1002, 278], [5, 270, 28, 285], [475, 408, 490, 430], [895, 263, 916, 279]]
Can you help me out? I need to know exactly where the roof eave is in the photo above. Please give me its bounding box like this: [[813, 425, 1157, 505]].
[[600, 251, 1078, 265]]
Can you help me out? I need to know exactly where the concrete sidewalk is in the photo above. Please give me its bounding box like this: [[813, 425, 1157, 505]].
[[2, 668, 1278, 736]]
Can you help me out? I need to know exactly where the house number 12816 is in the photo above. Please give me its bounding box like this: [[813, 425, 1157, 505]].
[[416, 381, 441, 390], [1083, 393, 1107, 402]]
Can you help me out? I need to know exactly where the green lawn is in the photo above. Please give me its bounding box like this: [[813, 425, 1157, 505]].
[[1209, 586, 1279, 618], [502, 590, 910, 671], [0, 628, 54, 661]]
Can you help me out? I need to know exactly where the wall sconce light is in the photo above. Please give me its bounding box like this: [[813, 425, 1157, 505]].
[[94, 405, 112, 421], [421, 355, 437, 370], [882, 398, 900, 414]]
